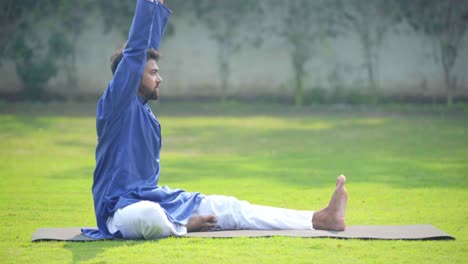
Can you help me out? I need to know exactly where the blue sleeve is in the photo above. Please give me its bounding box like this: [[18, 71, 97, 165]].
[[99, 0, 171, 118], [150, 2, 172, 50]]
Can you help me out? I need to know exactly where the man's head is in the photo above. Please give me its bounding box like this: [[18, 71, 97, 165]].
[[111, 45, 163, 101]]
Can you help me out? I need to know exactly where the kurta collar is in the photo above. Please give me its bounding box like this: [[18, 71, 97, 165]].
[[137, 95, 148, 105]]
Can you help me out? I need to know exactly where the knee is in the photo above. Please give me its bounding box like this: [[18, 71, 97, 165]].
[[118, 201, 169, 239], [135, 202, 168, 239]]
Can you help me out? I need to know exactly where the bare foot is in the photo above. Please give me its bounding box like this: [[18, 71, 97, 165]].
[[312, 175, 348, 231], [185, 215, 217, 232]]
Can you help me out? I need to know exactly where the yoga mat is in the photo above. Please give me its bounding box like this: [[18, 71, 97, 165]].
[[32, 225, 454, 242]]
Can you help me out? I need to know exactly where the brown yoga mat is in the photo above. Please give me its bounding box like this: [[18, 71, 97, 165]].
[[31, 225, 454, 242]]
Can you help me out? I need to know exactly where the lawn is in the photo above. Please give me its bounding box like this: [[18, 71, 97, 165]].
[[0, 102, 467, 263]]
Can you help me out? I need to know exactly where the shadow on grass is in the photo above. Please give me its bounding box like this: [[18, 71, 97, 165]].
[[47, 166, 94, 180], [159, 118, 467, 189], [63, 240, 153, 263], [8, 102, 464, 190], [0, 101, 97, 117], [3, 101, 466, 118], [54, 139, 95, 150], [160, 156, 467, 190], [1, 101, 352, 118], [0, 115, 53, 134], [42, 116, 467, 190]]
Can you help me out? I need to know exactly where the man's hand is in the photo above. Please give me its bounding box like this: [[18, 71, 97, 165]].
[[159, 0, 163, 4]]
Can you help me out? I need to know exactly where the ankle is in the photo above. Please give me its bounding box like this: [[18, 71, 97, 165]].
[[312, 209, 326, 229]]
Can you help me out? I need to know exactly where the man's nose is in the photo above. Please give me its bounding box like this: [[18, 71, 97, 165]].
[[157, 75, 163, 83]]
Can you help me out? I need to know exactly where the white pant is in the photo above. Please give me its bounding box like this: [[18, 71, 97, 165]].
[[107, 195, 313, 239]]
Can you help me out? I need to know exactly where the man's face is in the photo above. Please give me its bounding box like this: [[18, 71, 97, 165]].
[[138, 59, 162, 100]]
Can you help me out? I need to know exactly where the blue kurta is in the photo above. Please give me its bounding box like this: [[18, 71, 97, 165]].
[[82, 0, 203, 239]]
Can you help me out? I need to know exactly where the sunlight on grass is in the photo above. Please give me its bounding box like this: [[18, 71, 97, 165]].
[[0, 103, 467, 263], [162, 116, 387, 133]]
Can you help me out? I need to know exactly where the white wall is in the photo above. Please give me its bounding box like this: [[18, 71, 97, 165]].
[[1, 14, 467, 99]]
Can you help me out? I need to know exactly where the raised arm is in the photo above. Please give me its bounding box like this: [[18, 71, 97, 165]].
[[100, 0, 171, 117], [150, 1, 171, 50]]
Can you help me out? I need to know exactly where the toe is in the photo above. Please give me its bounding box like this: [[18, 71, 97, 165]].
[[337, 175, 346, 186]]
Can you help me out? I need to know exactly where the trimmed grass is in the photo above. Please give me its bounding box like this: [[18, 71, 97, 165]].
[[0, 102, 467, 263]]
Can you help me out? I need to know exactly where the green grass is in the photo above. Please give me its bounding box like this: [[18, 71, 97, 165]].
[[0, 102, 467, 263]]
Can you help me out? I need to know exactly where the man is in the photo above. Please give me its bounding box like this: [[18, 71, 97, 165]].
[[83, 0, 347, 240]]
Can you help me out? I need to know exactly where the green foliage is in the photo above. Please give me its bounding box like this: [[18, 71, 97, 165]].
[[98, 1, 178, 39], [1, 1, 466, 103], [267, 0, 338, 106], [347, 90, 372, 105], [189, 0, 263, 101], [0, 102, 467, 263], [0, 0, 87, 100], [11, 30, 72, 100], [302, 86, 374, 105], [303, 87, 328, 105], [15, 59, 57, 100], [193, 0, 259, 44], [98, 1, 135, 37], [395, 0, 468, 106], [48, 32, 72, 60], [334, 0, 400, 105]]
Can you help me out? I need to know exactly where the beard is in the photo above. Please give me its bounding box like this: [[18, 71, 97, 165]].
[[149, 87, 159, 100], [139, 83, 159, 101]]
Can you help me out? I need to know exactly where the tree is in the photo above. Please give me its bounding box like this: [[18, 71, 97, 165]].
[[265, 0, 337, 106], [335, 0, 398, 104], [97, 1, 177, 55], [98, 1, 135, 38], [14, 31, 71, 100], [56, 0, 95, 93], [192, 0, 262, 101], [0, 0, 73, 100], [0, 1, 44, 60], [397, 0, 468, 106]]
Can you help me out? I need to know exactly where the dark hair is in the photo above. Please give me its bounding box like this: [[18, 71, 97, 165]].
[[110, 43, 160, 75]]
